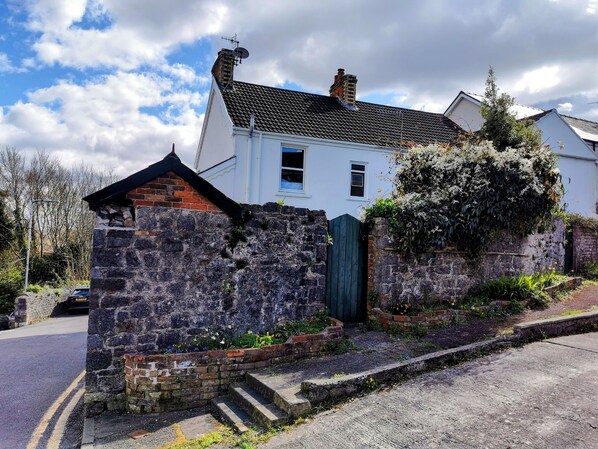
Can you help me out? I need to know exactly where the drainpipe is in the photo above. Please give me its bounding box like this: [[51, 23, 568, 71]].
[[253, 131, 263, 204], [245, 113, 255, 203]]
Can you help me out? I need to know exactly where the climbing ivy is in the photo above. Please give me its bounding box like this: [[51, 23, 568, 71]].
[[365, 140, 563, 256]]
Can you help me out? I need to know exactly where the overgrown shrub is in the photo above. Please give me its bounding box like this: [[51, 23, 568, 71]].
[[568, 213, 598, 233], [0, 264, 23, 314], [365, 141, 562, 255]]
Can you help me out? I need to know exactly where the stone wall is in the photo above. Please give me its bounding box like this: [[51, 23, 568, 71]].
[[368, 218, 565, 310], [14, 288, 70, 325], [571, 225, 598, 271], [124, 319, 343, 413], [86, 172, 328, 416]]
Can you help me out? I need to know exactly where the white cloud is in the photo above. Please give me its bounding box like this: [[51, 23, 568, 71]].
[[0, 53, 15, 72], [558, 102, 573, 113], [26, 0, 229, 70], [0, 52, 26, 73], [514, 66, 561, 95], [0, 72, 205, 175]]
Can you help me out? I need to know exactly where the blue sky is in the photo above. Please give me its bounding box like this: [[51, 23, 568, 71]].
[[1, 0, 597, 175]]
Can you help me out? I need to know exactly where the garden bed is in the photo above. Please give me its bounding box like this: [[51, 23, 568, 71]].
[[369, 277, 583, 333], [124, 318, 343, 413]]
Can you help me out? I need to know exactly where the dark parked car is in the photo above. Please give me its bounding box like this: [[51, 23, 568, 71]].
[[0, 314, 9, 330], [65, 287, 90, 314]]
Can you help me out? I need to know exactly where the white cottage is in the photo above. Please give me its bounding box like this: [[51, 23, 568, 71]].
[[195, 49, 461, 219], [445, 91, 598, 217]]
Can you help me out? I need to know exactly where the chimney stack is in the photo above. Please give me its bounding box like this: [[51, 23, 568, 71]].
[[329, 68, 358, 108], [211, 48, 236, 88]]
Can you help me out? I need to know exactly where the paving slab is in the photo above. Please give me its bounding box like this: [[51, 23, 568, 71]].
[[89, 408, 220, 449], [261, 332, 598, 449]]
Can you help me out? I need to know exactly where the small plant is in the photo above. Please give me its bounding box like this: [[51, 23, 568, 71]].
[[222, 280, 235, 294], [364, 377, 378, 391], [275, 198, 285, 206], [331, 372, 347, 379], [324, 339, 356, 354], [367, 289, 379, 307], [26, 284, 43, 293], [326, 233, 334, 245], [366, 320, 383, 331]]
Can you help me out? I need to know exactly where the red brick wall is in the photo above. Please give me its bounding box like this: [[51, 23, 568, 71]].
[[124, 319, 344, 413], [126, 171, 222, 212], [572, 225, 598, 271]]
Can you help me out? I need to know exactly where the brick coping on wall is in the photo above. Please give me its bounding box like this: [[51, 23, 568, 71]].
[[369, 277, 583, 332], [124, 318, 343, 413]]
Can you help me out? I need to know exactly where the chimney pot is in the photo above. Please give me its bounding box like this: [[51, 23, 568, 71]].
[[329, 68, 358, 108], [211, 48, 236, 89]]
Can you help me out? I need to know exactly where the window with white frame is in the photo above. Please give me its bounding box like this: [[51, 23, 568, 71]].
[[280, 146, 305, 191], [350, 163, 366, 197]]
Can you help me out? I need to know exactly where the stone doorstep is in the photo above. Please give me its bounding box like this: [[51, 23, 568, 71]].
[[246, 372, 311, 418], [211, 396, 253, 434], [229, 383, 288, 429]]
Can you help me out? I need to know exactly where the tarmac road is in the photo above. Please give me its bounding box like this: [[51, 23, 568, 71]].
[[0, 315, 88, 449], [262, 332, 598, 449]]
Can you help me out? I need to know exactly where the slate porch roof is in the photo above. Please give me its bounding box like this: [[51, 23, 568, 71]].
[[220, 81, 462, 147]]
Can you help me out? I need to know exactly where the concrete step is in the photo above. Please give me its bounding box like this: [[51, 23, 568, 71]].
[[211, 396, 253, 434], [230, 383, 288, 429], [246, 372, 312, 418]]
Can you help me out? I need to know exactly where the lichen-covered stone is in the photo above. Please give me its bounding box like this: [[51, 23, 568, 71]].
[[368, 218, 565, 309], [86, 202, 327, 415]]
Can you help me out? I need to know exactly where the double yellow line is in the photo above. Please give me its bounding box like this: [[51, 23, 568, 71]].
[[26, 371, 85, 449]]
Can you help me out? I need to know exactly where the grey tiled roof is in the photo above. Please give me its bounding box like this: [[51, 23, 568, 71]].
[[220, 81, 462, 147], [562, 115, 598, 141]]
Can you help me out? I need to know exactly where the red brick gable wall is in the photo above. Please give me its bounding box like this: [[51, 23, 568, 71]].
[[126, 171, 222, 212]]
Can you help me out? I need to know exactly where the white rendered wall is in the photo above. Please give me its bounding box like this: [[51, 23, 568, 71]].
[[195, 85, 235, 172], [235, 132, 395, 219], [446, 98, 484, 132], [536, 113, 598, 216]]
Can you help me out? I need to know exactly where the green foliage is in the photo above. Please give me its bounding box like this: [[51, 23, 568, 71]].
[[25, 284, 43, 293], [0, 264, 22, 314], [367, 289, 379, 307], [365, 141, 562, 256], [280, 308, 330, 336], [480, 67, 542, 151], [164, 310, 331, 354], [324, 338, 356, 354], [568, 213, 598, 233], [579, 261, 598, 279], [467, 273, 557, 309]]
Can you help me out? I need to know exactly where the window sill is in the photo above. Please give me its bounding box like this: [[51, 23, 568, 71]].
[[276, 191, 312, 199], [347, 197, 369, 202]]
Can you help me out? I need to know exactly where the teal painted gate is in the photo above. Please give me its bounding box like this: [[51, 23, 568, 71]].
[[325, 214, 366, 323]]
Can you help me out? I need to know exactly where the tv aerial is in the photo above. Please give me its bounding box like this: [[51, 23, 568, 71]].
[[221, 34, 250, 65]]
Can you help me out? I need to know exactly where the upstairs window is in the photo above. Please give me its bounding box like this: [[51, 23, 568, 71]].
[[280, 147, 304, 191], [350, 163, 366, 197]]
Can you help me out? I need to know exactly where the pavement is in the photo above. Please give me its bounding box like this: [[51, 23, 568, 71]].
[[262, 331, 598, 449], [84, 308, 598, 449]]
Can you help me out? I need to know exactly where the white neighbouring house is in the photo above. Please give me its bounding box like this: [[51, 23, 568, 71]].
[[445, 91, 598, 217], [195, 49, 461, 219]]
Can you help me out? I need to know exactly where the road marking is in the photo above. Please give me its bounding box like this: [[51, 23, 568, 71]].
[[26, 370, 85, 449], [46, 385, 85, 449]]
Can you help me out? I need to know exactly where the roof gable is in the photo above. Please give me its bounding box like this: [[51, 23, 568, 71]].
[[220, 81, 462, 147], [83, 150, 242, 219]]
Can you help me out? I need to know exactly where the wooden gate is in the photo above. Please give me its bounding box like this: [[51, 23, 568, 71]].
[[325, 214, 366, 323]]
